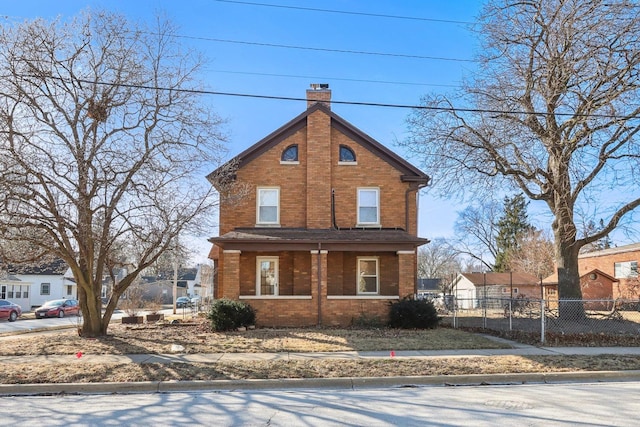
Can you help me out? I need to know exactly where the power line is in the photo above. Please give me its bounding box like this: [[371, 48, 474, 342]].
[[212, 0, 476, 25], [39, 75, 635, 120], [208, 69, 459, 88], [170, 34, 474, 63]]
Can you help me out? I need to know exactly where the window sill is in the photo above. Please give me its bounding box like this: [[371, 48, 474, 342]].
[[240, 295, 312, 300], [338, 161, 358, 166], [254, 223, 281, 228], [280, 161, 299, 165], [327, 295, 399, 300]]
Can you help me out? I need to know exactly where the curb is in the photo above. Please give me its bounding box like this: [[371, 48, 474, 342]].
[[2, 370, 640, 396]]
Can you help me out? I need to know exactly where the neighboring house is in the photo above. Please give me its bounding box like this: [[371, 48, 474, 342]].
[[542, 269, 617, 310], [450, 272, 541, 309], [578, 243, 640, 299], [9, 259, 75, 309], [208, 84, 430, 327], [417, 278, 441, 299], [0, 272, 31, 312]]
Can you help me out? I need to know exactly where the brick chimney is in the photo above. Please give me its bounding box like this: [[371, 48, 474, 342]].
[[306, 83, 331, 110]]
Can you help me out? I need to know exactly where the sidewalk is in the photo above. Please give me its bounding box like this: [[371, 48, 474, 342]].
[[3, 338, 640, 395]]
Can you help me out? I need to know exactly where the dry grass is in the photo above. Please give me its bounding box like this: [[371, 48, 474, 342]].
[[2, 321, 640, 384], [0, 323, 509, 356]]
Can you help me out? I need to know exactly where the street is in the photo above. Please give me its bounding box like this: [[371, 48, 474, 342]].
[[1, 381, 637, 426], [0, 307, 186, 335]]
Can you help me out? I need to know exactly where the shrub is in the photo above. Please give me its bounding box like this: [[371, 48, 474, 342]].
[[388, 297, 440, 329], [207, 299, 256, 331]]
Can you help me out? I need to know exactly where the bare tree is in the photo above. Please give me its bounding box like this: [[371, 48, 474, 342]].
[[0, 11, 232, 336], [403, 0, 640, 318], [506, 229, 555, 280], [417, 238, 462, 279], [453, 201, 501, 270]]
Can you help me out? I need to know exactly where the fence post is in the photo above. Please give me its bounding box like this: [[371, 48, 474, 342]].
[[509, 298, 513, 331], [540, 298, 546, 345]]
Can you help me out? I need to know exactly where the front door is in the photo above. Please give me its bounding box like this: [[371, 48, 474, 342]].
[[257, 258, 278, 296]]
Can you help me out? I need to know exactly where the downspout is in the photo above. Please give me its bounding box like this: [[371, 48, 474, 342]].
[[317, 242, 322, 326], [331, 189, 338, 229]]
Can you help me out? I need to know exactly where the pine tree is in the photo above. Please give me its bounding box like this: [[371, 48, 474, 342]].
[[494, 194, 533, 272]]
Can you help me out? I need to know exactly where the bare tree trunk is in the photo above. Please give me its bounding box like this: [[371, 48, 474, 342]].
[[553, 216, 585, 320]]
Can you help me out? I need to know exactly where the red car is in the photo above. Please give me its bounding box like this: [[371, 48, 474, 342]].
[[0, 299, 22, 322], [35, 299, 80, 318]]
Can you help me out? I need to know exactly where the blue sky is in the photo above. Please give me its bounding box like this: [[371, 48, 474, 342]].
[[15, 1, 626, 262]]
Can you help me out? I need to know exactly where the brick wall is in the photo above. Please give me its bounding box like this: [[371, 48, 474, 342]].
[[579, 249, 640, 298]]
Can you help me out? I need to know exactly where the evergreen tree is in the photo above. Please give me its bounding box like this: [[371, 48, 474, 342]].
[[494, 194, 533, 272]]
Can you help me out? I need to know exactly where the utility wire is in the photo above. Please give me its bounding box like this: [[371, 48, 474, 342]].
[[170, 34, 474, 63], [208, 69, 459, 88], [37, 75, 635, 120], [212, 0, 476, 25]]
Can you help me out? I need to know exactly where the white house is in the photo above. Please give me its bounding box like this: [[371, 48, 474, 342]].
[[10, 260, 75, 309], [0, 273, 31, 312], [450, 272, 541, 309]]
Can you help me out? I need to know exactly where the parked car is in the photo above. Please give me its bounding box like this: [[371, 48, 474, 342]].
[[176, 296, 191, 308], [190, 296, 202, 306], [0, 299, 22, 322], [35, 299, 80, 318]]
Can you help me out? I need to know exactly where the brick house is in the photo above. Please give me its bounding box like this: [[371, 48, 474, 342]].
[[207, 84, 430, 327], [577, 243, 640, 299], [542, 269, 617, 309]]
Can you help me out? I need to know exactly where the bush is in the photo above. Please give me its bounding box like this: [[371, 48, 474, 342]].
[[388, 297, 440, 329], [207, 299, 256, 331]]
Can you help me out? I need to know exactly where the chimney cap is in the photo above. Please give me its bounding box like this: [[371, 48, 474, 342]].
[[310, 83, 329, 90]]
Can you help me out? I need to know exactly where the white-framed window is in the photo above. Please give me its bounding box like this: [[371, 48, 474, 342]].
[[357, 188, 380, 225], [357, 257, 379, 294], [257, 187, 280, 225], [614, 261, 638, 278], [41, 282, 50, 296], [256, 257, 279, 296]]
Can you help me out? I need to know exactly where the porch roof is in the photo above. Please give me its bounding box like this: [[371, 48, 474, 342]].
[[209, 228, 429, 252]]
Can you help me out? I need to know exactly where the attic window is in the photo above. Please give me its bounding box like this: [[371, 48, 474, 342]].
[[281, 145, 298, 163], [339, 145, 356, 163]]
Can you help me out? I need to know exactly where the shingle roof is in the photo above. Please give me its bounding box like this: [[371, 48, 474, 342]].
[[8, 259, 68, 275], [211, 228, 429, 245], [460, 272, 540, 286]]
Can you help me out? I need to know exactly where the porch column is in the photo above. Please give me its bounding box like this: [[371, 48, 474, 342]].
[[222, 250, 241, 299], [310, 249, 328, 325], [397, 250, 416, 298]]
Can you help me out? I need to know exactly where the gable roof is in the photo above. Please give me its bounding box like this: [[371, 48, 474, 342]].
[[207, 102, 429, 185], [8, 259, 68, 275], [542, 269, 618, 285], [458, 272, 540, 286]]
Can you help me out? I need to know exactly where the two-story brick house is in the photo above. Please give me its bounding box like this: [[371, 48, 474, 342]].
[[208, 84, 430, 327]]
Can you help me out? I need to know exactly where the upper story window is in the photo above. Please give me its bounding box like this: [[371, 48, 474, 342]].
[[257, 187, 280, 225], [357, 188, 379, 226], [614, 261, 638, 278], [358, 257, 379, 294], [281, 145, 298, 163], [339, 145, 356, 163]]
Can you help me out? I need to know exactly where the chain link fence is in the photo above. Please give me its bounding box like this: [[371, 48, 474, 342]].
[[437, 297, 640, 344]]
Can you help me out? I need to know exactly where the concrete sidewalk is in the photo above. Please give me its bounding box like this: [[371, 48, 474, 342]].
[[3, 340, 640, 395], [5, 345, 640, 365]]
